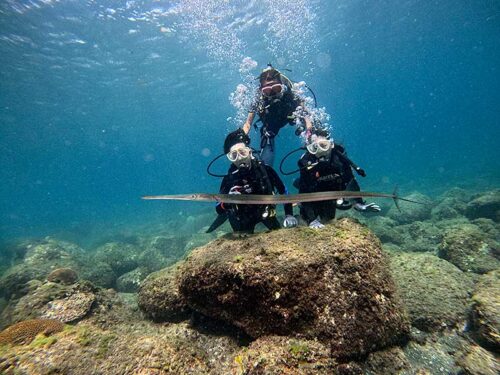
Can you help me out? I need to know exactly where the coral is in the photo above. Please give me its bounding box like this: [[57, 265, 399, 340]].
[[465, 190, 500, 221], [470, 270, 500, 351], [171, 219, 409, 359], [439, 223, 499, 273], [42, 292, 95, 323], [47, 268, 78, 285], [0, 319, 64, 346], [389, 252, 473, 331]]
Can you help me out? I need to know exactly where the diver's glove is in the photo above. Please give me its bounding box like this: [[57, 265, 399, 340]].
[[228, 186, 243, 195], [309, 219, 325, 229], [283, 215, 298, 228], [353, 202, 381, 212]]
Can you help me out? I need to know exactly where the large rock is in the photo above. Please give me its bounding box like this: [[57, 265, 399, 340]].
[[465, 190, 500, 221], [138, 264, 190, 322], [137, 235, 188, 273], [470, 270, 500, 351], [116, 267, 148, 293], [456, 344, 500, 375], [439, 223, 499, 274], [174, 219, 409, 359], [93, 242, 139, 277], [431, 197, 467, 221], [387, 192, 433, 224], [389, 252, 474, 331]]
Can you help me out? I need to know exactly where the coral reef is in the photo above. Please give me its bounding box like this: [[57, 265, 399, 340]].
[[470, 270, 500, 351], [389, 252, 473, 330], [47, 268, 78, 285], [0, 319, 64, 346], [439, 223, 499, 273]]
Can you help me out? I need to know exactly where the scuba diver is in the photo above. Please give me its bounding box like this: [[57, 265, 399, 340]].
[[209, 128, 298, 234], [296, 127, 381, 229], [242, 64, 313, 166]]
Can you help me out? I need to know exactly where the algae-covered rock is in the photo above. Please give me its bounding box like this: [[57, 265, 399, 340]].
[[387, 192, 433, 224], [176, 219, 409, 359], [41, 292, 95, 323], [0, 238, 86, 299], [231, 336, 337, 374], [439, 223, 499, 273], [456, 344, 500, 375], [47, 268, 78, 285], [137, 235, 188, 273], [395, 221, 442, 253], [116, 267, 148, 293], [138, 264, 190, 322], [0, 320, 240, 374], [389, 252, 473, 331], [93, 242, 139, 277], [470, 270, 500, 351], [80, 261, 116, 288], [363, 346, 410, 375], [431, 197, 467, 221], [465, 190, 500, 221]]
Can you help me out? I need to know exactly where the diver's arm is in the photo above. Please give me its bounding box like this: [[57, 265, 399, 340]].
[[243, 112, 255, 134], [266, 166, 293, 216]]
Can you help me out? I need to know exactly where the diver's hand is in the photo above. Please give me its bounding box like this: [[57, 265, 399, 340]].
[[336, 199, 352, 210], [228, 186, 243, 195], [283, 215, 298, 228], [309, 219, 325, 229], [354, 202, 381, 212]]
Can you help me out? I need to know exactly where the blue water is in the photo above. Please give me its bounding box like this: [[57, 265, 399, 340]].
[[1, 0, 499, 243]]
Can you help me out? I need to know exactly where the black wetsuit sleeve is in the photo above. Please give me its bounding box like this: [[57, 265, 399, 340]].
[[265, 166, 293, 216]]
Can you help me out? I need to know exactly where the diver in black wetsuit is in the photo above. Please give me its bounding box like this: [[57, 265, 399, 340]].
[[242, 65, 313, 166], [297, 127, 381, 229], [211, 129, 298, 234]]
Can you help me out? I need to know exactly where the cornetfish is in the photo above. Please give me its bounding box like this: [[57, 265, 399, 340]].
[[141, 190, 424, 207]]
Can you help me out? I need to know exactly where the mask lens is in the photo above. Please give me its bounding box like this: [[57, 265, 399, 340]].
[[238, 147, 249, 158], [227, 147, 250, 162], [227, 150, 239, 162], [261, 84, 283, 97], [307, 143, 318, 154], [317, 140, 331, 151]]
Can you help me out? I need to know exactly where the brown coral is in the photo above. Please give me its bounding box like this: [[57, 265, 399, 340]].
[[47, 268, 78, 285], [0, 318, 64, 346]]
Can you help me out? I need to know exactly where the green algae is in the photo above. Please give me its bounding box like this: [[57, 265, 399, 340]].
[[288, 341, 311, 361], [30, 333, 58, 348]]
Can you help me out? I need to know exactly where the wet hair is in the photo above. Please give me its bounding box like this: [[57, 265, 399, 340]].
[[223, 128, 250, 154], [311, 126, 330, 139]]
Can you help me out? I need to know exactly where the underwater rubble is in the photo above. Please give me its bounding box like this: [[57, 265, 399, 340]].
[[0, 188, 498, 374]]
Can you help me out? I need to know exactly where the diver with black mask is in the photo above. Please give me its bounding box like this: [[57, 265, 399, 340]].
[[242, 64, 313, 167], [296, 127, 381, 229], [210, 128, 298, 234]]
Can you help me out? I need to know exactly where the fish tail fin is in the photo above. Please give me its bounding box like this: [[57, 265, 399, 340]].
[[392, 186, 401, 212]]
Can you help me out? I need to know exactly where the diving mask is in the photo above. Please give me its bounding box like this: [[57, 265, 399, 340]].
[[306, 137, 332, 155], [227, 146, 251, 162], [261, 83, 286, 97]]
